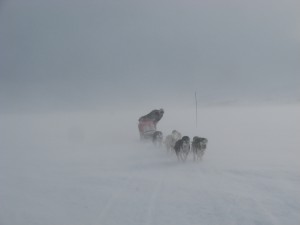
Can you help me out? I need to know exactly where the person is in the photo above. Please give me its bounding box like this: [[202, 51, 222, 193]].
[[138, 108, 164, 140]]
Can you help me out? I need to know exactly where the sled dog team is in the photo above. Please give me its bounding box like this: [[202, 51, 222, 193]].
[[163, 130, 208, 161], [138, 108, 208, 161]]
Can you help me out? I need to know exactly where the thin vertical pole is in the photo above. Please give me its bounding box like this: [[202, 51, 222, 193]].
[[195, 91, 198, 128]]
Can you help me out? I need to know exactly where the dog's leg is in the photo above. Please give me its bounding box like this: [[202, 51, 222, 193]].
[[178, 152, 182, 161], [197, 149, 203, 161], [181, 151, 185, 161], [183, 148, 188, 161], [175, 150, 180, 161], [193, 150, 196, 161], [183, 152, 188, 161], [179, 149, 183, 161], [187, 146, 191, 161], [182, 148, 186, 161], [201, 149, 205, 161], [166, 143, 170, 152], [197, 146, 202, 161], [192, 146, 195, 161], [182, 148, 187, 161]]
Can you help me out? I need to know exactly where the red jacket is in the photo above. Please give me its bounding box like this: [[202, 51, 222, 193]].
[[138, 109, 163, 123]]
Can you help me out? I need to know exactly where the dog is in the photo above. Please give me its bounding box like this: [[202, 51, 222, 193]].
[[191, 136, 208, 161], [152, 131, 163, 147], [164, 130, 182, 152], [174, 136, 190, 161]]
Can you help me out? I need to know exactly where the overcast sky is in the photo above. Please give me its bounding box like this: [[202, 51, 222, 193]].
[[0, 0, 299, 113]]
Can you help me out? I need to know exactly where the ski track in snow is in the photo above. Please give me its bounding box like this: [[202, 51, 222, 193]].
[[144, 172, 164, 225], [92, 184, 127, 225]]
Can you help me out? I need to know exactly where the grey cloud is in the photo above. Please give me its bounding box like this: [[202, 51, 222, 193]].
[[0, 0, 299, 113]]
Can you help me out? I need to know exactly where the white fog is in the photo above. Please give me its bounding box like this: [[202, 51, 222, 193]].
[[0, 0, 299, 224]]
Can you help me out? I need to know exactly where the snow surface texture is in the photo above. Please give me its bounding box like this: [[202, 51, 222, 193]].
[[1, 105, 300, 225]]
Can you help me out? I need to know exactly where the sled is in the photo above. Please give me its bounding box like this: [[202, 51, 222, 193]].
[[138, 120, 156, 140]]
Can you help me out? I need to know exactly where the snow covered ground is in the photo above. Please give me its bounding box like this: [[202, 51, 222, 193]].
[[1, 104, 300, 225]]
